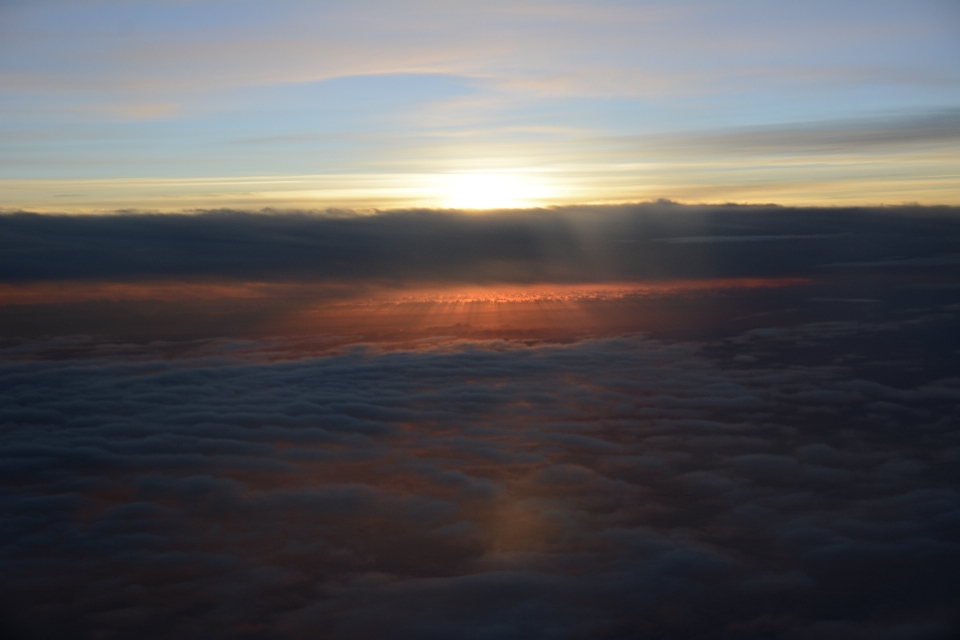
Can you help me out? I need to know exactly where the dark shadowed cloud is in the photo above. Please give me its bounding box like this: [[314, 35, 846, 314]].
[[1, 307, 959, 639], [2, 204, 959, 343], [2, 205, 959, 639], [2, 204, 959, 284]]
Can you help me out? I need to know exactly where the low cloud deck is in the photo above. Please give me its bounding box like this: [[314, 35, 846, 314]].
[[1, 205, 959, 639]]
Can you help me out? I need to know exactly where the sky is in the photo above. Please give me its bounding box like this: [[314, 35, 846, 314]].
[[1, 0, 960, 211], [3, 3, 960, 640]]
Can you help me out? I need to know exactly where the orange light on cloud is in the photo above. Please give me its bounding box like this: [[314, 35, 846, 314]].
[[0, 277, 813, 346], [0, 281, 284, 306], [0, 277, 812, 308], [363, 279, 811, 305], [275, 278, 813, 342]]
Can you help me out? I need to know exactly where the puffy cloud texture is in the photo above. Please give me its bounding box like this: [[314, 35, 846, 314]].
[[2, 205, 959, 638], [2, 309, 959, 638]]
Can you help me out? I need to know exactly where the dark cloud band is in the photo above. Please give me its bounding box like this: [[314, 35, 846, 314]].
[[2, 204, 958, 284]]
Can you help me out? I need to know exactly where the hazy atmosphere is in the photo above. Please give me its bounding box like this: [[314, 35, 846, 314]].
[[2, 2, 959, 640]]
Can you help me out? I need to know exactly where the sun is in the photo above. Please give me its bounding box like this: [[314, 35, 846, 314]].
[[438, 171, 553, 210]]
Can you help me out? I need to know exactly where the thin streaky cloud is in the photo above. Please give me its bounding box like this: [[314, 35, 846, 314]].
[[653, 234, 850, 244]]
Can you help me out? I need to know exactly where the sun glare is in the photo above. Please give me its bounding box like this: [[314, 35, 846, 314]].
[[438, 171, 554, 210]]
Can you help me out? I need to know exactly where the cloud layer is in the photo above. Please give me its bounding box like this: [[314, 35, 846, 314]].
[[4, 205, 960, 283], [2, 205, 959, 638], [2, 304, 959, 638]]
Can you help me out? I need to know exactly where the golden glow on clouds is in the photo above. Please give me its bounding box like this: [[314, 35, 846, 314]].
[[5, 127, 959, 212], [0, 278, 812, 307], [272, 277, 815, 341], [0, 172, 573, 213], [366, 280, 811, 305], [4, 150, 959, 213], [0, 277, 812, 346]]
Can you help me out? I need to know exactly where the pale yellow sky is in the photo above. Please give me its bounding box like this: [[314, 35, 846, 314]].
[[4, 140, 957, 212]]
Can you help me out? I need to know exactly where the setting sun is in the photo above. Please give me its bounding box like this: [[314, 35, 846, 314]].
[[438, 171, 556, 209]]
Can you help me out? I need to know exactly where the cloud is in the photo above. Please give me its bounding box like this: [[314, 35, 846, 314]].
[[3, 1, 953, 102], [2, 203, 960, 637], [2, 204, 958, 284], [1, 203, 957, 343], [1, 299, 959, 638], [820, 254, 960, 269], [641, 110, 960, 157], [653, 233, 850, 243]]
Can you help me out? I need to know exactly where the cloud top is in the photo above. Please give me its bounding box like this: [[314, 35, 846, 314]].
[[3, 205, 959, 284], [2, 321, 959, 638]]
